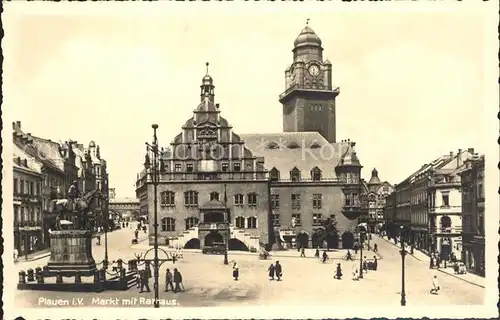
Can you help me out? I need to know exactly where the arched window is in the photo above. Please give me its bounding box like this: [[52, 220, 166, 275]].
[[184, 191, 199, 206], [311, 167, 322, 181], [247, 216, 258, 229], [290, 167, 301, 182], [161, 217, 176, 231], [185, 217, 199, 230], [440, 216, 452, 232], [210, 191, 220, 201], [270, 168, 280, 181], [160, 191, 175, 206], [235, 216, 245, 229]]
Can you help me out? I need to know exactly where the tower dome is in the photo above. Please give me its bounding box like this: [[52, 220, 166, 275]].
[[294, 25, 322, 48], [201, 62, 213, 86]]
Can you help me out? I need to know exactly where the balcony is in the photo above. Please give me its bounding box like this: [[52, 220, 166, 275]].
[[279, 84, 339, 101], [341, 206, 362, 220], [14, 220, 42, 230], [198, 222, 230, 231]]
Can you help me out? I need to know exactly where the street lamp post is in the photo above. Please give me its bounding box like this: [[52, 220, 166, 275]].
[[223, 184, 229, 265], [359, 229, 365, 279], [104, 217, 109, 269], [400, 226, 407, 306], [144, 124, 160, 308]]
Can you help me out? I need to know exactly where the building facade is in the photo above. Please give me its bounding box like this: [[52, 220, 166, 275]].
[[13, 148, 43, 256], [109, 198, 140, 222], [136, 24, 364, 251], [13, 121, 109, 248], [384, 149, 477, 261], [458, 154, 485, 276], [360, 168, 394, 232]]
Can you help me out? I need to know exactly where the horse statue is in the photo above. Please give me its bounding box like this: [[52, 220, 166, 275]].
[[51, 188, 104, 230]]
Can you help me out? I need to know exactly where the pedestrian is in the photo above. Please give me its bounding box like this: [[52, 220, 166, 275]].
[[346, 250, 353, 261], [335, 263, 342, 280], [232, 261, 239, 281], [96, 235, 101, 245], [362, 256, 368, 272], [140, 270, 151, 293], [373, 243, 378, 253], [300, 247, 306, 258], [134, 229, 139, 240], [315, 247, 320, 258], [429, 257, 434, 269], [135, 270, 141, 289], [372, 256, 378, 271], [13, 248, 19, 262], [354, 243, 359, 255], [173, 268, 183, 293], [352, 267, 359, 281], [172, 254, 177, 264], [275, 261, 282, 281], [268, 263, 275, 280], [322, 251, 328, 263], [430, 275, 440, 294], [165, 268, 174, 292]]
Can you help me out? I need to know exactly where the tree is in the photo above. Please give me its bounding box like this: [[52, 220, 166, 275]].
[[322, 215, 339, 250]]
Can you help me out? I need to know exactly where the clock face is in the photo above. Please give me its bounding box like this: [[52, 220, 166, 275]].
[[308, 64, 320, 77]]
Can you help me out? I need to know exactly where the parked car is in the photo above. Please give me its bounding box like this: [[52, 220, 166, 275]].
[[202, 242, 226, 255]]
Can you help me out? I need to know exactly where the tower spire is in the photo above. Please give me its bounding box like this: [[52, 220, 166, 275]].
[[306, 18, 310, 26], [205, 62, 209, 75]]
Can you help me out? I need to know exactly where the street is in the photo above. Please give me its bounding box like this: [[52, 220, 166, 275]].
[[14, 230, 484, 308]]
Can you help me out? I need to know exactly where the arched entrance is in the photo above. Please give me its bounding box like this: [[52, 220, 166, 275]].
[[341, 232, 354, 249], [228, 239, 249, 251], [184, 238, 201, 249], [326, 233, 339, 249], [296, 231, 309, 248], [311, 230, 323, 248], [204, 212, 225, 223], [204, 231, 224, 247]]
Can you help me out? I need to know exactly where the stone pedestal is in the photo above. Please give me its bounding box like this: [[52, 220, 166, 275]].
[[47, 230, 97, 276]]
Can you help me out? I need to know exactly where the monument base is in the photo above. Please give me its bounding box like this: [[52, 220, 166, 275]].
[[47, 229, 97, 276]]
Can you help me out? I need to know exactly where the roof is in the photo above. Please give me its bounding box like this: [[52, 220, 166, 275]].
[[240, 132, 350, 180], [199, 199, 226, 210], [368, 168, 381, 184], [294, 25, 322, 48], [13, 144, 43, 174], [30, 135, 66, 172]]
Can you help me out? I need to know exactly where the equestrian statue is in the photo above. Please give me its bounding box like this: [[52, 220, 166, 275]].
[[50, 181, 104, 230]]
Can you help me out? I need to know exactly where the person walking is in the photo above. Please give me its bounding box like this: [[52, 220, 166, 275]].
[[139, 269, 151, 293], [165, 268, 174, 292], [275, 261, 282, 281], [322, 251, 328, 263], [135, 270, 141, 289], [268, 263, 275, 280], [373, 243, 378, 253], [354, 242, 359, 255], [430, 275, 440, 294], [352, 267, 360, 281], [173, 268, 183, 293], [300, 247, 306, 258], [362, 257, 368, 273], [13, 248, 19, 262], [372, 256, 378, 271], [315, 247, 320, 258], [335, 263, 342, 280], [232, 261, 239, 281]]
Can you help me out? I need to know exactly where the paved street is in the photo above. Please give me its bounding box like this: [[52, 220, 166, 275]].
[[15, 230, 484, 308]]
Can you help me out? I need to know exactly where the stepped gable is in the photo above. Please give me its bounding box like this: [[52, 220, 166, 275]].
[[240, 132, 349, 180]]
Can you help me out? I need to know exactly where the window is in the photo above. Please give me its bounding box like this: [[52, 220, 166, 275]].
[[477, 214, 484, 235], [184, 191, 199, 206], [210, 192, 220, 201], [345, 194, 352, 206], [312, 194, 322, 209], [36, 182, 41, 196], [312, 213, 322, 226], [271, 194, 280, 210], [247, 193, 257, 207], [233, 163, 241, 172], [442, 194, 449, 207], [161, 217, 176, 231], [270, 168, 280, 181], [186, 164, 194, 173], [247, 216, 257, 229], [291, 193, 301, 210], [291, 213, 301, 226], [235, 216, 245, 228], [272, 214, 280, 226], [160, 191, 175, 206], [290, 167, 301, 182], [20, 179, 24, 194], [185, 217, 199, 229], [478, 183, 483, 199], [14, 206, 19, 222], [222, 163, 229, 172], [311, 167, 322, 181], [14, 179, 18, 195], [234, 194, 244, 206], [175, 164, 182, 172]]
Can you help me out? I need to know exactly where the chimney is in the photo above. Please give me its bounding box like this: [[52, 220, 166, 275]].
[[449, 151, 454, 157], [216, 103, 220, 108], [468, 148, 474, 154], [23, 159, 28, 167], [17, 157, 21, 165], [16, 121, 21, 129], [457, 149, 462, 168]]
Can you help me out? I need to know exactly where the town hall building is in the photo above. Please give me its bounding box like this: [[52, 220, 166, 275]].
[[136, 23, 367, 251]]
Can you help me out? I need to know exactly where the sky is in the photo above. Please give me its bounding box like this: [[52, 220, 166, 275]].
[[3, 3, 496, 199]]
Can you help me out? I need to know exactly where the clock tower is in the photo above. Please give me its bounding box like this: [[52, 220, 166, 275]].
[[279, 22, 339, 143]]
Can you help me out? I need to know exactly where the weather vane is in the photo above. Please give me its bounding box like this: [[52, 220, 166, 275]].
[[306, 18, 310, 25], [206, 62, 209, 74]]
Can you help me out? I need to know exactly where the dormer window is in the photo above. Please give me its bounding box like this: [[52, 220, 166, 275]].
[[287, 142, 300, 149], [311, 167, 322, 181], [310, 143, 321, 149], [270, 168, 280, 181], [290, 167, 301, 182], [266, 142, 279, 150]]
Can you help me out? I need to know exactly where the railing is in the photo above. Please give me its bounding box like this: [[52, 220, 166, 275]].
[[198, 222, 230, 231], [279, 84, 339, 100], [14, 221, 42, 228]]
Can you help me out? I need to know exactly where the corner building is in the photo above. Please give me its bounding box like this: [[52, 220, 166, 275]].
[[136, 24, 363, 250]]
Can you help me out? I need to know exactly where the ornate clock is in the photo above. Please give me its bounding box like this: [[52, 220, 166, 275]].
[[308, 64, 320, 77]]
